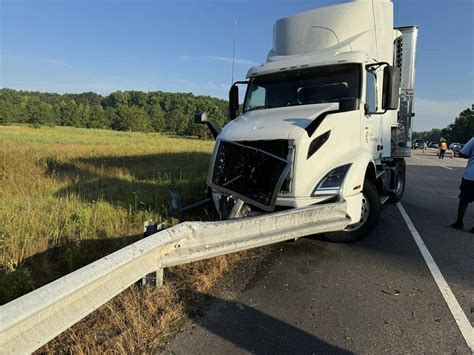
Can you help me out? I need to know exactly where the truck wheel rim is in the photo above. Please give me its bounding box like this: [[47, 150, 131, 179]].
[[345, 193, 370, 231]]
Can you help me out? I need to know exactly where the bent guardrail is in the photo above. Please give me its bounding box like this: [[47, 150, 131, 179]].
[[0, 201, 349, 353]]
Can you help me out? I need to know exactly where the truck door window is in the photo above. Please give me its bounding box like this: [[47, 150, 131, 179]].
[[246, 85, 267, 111], [365, 72, 377, 113]]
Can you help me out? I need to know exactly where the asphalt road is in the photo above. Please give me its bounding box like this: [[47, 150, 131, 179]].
[[164, 149, 473, 354]]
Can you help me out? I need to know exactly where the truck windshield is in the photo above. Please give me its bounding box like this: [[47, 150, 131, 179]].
[[243, 63, 360, 112]]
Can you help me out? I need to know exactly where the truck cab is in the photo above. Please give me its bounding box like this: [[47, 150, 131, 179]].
[[197, 0, 418, 242]]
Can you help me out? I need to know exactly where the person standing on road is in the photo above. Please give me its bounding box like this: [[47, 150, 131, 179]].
[[451, 137, 474, 233], [439, 139, 448, 159]]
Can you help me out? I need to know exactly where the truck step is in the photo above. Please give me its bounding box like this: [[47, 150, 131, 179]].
[[376, 170, 385, 180], [380, 195, 390, 205]]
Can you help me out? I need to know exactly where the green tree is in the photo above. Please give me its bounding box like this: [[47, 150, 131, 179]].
[[102, 91, 129, 108], [70, 103, 89, 127], [88, 105, 109, 129], [0, 100, 13, 125], [441, 107, 473, 143], [0, 88, 229, 138], [58, 100, 77, 126], [177, 115, 189, 136], [111, 105, 151, 132], [25, 98, 55, 125], [412, 128, 442, 143], [147, 105, 165, 131], [128, 91, 147, 107]]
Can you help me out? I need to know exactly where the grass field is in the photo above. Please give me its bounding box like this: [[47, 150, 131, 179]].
[[0, 124, 247, 352]]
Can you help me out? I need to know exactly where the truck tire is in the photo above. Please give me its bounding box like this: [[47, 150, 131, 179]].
[[388, 159, 406, 203], [326, 179, 381, 243]]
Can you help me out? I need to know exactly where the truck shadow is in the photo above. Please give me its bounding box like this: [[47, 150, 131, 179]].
[[43, 152, 211, 211], [172, 289, 352, 354], [1, 152, 214, 304]]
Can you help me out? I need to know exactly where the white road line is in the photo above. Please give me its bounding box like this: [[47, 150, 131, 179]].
[[440, 165, 454, 170], [397, 202, 474, 353]]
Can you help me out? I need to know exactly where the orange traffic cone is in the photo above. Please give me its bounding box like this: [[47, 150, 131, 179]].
[[451, 151, 454, 159]]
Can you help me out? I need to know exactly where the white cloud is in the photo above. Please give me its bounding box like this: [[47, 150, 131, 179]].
[[37, 57, 71, 68], [413, 98, 472, 131], [4, 53, 73, 69], [2, 75, 159, 95], [167, 78, 229, 98], [179, 55, 258, 67], [204, 56, 258, 67]]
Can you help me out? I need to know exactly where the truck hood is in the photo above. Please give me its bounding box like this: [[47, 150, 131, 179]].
[[219, 103, 338, 141]]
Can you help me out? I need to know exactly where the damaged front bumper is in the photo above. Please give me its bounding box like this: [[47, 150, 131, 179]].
[[207, 140, 292, 212]]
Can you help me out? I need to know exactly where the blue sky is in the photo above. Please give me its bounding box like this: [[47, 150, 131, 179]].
[[1, 0, 472, 130]]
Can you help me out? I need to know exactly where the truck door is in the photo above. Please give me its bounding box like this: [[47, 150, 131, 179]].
[[362, 71, 379, 160]]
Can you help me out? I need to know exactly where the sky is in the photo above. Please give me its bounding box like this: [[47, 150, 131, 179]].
[[0, 0, 472, 131]]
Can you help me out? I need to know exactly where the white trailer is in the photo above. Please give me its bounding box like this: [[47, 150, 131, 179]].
[[195, 0, 418, 242]]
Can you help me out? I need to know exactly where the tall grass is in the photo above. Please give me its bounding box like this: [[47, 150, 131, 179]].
[[0, 124, 254, 352], [0, 125, 214, 292]]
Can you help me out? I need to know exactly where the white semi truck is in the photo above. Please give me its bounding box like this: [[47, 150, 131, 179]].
[[194, 0, 418, 242]]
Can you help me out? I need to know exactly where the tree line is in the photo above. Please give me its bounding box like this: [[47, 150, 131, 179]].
[[1, 88, 471, 143], [0, 88, 229, 138], [413, 106, 473, 144]]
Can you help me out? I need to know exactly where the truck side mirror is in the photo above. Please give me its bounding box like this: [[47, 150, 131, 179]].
[[229, 84, 239, 120], [382, 66, 401, 110], [194, 112, 208, 123], [193, 112, 221, 139]]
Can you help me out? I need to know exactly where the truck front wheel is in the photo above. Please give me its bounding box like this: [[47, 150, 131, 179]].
[[326, 179, 381, 243]]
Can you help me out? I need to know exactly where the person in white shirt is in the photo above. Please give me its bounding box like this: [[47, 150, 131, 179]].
[[451, 137, 474, 233]]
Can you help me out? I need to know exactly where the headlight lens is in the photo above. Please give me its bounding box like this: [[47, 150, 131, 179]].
[[313, 164, 351, 195]]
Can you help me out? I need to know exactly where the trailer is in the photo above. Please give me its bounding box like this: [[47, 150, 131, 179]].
[[195, 0, 418, 242]]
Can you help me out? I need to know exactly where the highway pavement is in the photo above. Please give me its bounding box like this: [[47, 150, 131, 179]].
[[164, 149, 473, 354]]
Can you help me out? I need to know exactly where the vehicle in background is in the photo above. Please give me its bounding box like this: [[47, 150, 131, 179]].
[[429, 142, 439, 149], [450, 142, 461, 150], [454, 144, 465, 157], [413, 139, 425, 149]]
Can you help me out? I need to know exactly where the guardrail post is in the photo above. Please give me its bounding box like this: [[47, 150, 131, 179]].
[[141, 267, 163, 287], [144, 220, 158, 236], [156, 267, 164, 287], [142, 221, 165, 287]]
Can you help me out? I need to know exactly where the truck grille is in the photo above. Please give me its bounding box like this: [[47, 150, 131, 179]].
[[209, 140, 291, 211], [235, 139, 289, 159]]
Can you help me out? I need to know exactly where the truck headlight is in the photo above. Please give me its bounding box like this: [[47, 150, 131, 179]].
[[312, 164, 351, 195]]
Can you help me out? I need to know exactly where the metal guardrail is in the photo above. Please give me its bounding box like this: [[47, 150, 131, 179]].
[[0, 201, 349, 353]]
